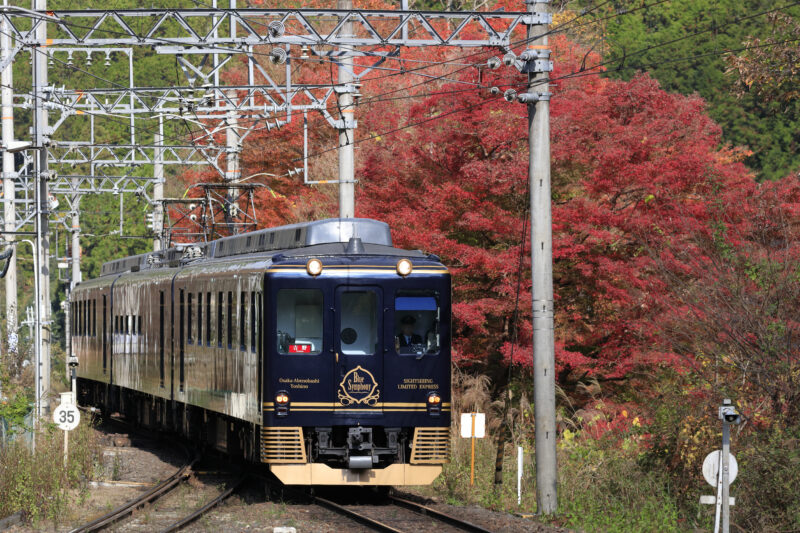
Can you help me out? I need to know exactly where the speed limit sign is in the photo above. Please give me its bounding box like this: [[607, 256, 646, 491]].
[[53, 403, 80, 431]]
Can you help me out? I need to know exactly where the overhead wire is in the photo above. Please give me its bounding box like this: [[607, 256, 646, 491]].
[[5, 2, 797, 177]]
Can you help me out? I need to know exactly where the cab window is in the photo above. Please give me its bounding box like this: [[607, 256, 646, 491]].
[[395, 290, 440, 355], [340, 290, 378, 356], [277, 289, 323, 355]]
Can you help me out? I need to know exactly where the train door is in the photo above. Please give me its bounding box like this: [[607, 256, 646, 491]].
[[333, 286, 384, 414]]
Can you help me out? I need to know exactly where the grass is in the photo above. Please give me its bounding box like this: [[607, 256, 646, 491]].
[[0, 415, 100, 526], [413, 422, 694, 532]]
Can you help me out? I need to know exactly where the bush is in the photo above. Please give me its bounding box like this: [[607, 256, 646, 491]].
[[0, 416, 99, 525]]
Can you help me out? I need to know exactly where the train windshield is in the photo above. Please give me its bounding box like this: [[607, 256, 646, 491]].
[[340, 290, 378, 356], [394, 290, 440, 355], [277, 289, 323, 355]]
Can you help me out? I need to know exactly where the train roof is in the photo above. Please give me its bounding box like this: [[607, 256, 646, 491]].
[[99, 218, 406, 277]]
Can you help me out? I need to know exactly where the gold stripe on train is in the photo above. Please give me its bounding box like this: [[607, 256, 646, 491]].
[[263, 402, 450, 408]]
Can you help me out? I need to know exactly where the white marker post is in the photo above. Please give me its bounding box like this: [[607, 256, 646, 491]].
[[517, 446, 523, 505], [460, 413, 485, 486], [53, 392, 80, 467]]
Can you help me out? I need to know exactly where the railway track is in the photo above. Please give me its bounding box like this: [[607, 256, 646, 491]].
[[311, 489, 496, 533], [71, 411, 246, 532], [69, 448, 197, 533]]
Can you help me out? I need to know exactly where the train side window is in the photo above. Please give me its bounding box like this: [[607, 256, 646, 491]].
[[394, 290, 441, 356], [197, 292, 203, 346], [102, 295, 107, 374], [138, 316, 142, 337], [340, 291, 378, 356], [187, 293, 194, 344], [217, 291, 223, 348], [227, 291, 233, 349], [159, 290, 165, 387], [179, 289, 185, 389], [240, 291, 246, 351], [250, 291, 256, 353], [276, 289, 323, 355], [206, 292, 211, 346]]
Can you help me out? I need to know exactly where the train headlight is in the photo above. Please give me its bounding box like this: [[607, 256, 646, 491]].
[[275, 391, 290, 417], [427, 392, 442, 417], [396, 258, 413, 277], [306, 258, 323, 277]]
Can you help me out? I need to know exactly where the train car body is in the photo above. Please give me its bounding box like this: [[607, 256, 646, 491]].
[[72, 218, 451, 485]]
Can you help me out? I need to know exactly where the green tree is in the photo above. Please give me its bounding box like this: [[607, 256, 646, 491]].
[[583, 0, 800, 180]]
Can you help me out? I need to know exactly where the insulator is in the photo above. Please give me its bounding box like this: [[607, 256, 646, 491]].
[[269, 47, 288, 65], [104, 52, 112, 67], [490, 86, 500, 95], [67, 51, 74, 66], [268, 20, 285, 38], [503, 88, 517, 102], [487, 56, 501, 69], [502, 52, 516, 67], [85, 52, 92, 66]]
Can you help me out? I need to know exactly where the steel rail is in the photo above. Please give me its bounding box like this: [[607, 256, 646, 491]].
[[313, 494, 405, 533], [389, 495, 494, 533], [69, 412, 198, 533], [158, 474, 247, 533]]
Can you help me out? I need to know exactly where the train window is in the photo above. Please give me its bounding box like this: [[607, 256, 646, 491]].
[[180, 289, 185, 389], [197, 292, 203, 346], [227, 291, 233, 349], [187, 293, 194, 344], [276, 289, 323, 355], [138, 316, 142, 337], [395, 291, 441, 356], [340, 291, 378, 356], [217, 291, 223, 348], [240, 292, 246, 351], [159, 291, 165, 387], [103, 295, 107, 374], [206, 291, 211, 346], [250, 291, 256, 353]]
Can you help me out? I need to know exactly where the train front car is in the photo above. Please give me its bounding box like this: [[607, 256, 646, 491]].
[[262, 223, 451, 486]]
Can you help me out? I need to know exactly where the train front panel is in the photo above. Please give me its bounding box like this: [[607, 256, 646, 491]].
[[260, 255, 451, 485]]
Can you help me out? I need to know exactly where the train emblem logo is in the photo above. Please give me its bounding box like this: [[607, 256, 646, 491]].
[[338, 366, 380, 406]]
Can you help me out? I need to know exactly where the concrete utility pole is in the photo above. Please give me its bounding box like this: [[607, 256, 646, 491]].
[[1, 2, 17, 358], [337, 0, 355, 219], [153, 117, 164, 251], [527, 0, 557, 514], [33, 0, 51, 417], [225, 88, 240, 233]]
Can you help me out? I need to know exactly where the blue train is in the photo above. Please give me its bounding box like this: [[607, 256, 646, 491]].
[[72, 218, 451, 485]]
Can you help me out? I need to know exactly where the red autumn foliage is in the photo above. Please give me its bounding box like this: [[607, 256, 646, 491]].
[[179, 23, 800, 401]]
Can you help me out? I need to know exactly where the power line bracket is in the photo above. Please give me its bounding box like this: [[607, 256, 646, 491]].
[[521, 13, 552, 25]]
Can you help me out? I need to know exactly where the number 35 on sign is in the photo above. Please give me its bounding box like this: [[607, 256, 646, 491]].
[[53, 402, 80, 431]]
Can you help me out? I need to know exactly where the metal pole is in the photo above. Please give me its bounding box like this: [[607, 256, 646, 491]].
[[337, 0, 355, 219], [225, 88, 240, 233], [70, 206, 80, 287], [153, 116, 164, 251], [527, 0, 557, 515], [33, 0, 51, 419], [1, 1, 18, 360], [721, 411, 731, 533]]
